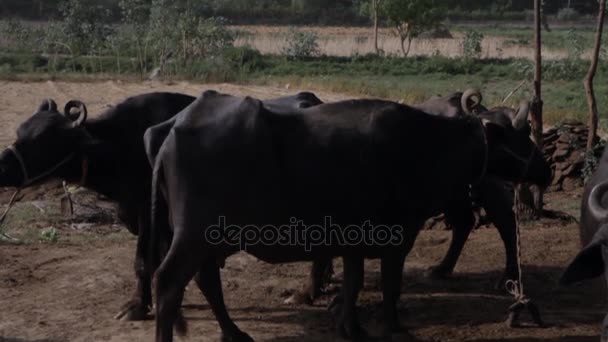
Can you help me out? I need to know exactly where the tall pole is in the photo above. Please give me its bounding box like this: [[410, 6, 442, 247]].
[[532, 0, 544, 214], [533, 0, 543, 146]]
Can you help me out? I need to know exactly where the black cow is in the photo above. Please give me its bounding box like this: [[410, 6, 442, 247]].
[[144, 90, 546, 341], [560, 145, 608, 342], [0, 91, 323, 322], [287, 93, 552, 305]]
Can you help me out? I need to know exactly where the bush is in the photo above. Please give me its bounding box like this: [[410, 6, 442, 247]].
[[462, 30, 484, 59], [557, 8, 580, 21], [583, 140, 606, 183], [60, 0, 115, 55], [222, 46, 266, 71], [281, 27, 320, 59]]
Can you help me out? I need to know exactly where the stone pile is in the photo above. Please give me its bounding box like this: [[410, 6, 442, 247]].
[[543, 120, 589, 192]]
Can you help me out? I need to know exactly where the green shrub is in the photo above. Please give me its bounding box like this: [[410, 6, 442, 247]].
[[281, 27, 320, 59], [462, 30, 484, 59], [557, 8, 580, 21], [583, 140, 606, 184], [39, 227, 59, 243]]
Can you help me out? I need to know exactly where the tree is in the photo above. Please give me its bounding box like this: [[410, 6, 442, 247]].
[[584, 0, 606, 151], [382, 0, 446, 57], [371, 0, 382, 54]]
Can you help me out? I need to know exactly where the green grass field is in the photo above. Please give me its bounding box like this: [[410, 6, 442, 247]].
[[1, 51, 605, 125]]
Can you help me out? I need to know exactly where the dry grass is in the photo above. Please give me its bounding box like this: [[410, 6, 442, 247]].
[[232, 25, 583, 60]]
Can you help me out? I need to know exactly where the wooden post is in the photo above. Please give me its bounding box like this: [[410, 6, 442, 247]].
[[584, 0, 606, 151], [532, 0, 543, 149], [503, 1, 547, 220]]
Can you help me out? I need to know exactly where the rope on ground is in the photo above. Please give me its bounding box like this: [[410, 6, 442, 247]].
[[504, 188, 544, 327]]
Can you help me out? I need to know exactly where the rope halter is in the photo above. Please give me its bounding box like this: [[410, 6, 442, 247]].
[[7, 144, 86, 188]]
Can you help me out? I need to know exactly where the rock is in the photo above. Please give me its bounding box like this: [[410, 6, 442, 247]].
[[555, 162, 571, 171], [562, 177, 583, 191], [553, 148, 570, 161], [569, 151, 585, 164], [551, 169, 563, 184], [558, 133, 574, 144], [562, 119, 584, 126]]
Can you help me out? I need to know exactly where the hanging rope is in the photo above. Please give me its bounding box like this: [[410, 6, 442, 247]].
[[504, 186, 544, 327]]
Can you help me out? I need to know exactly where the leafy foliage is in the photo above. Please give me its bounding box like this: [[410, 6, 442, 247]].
[[60, 0, 115, 55], [281, 27, 321, 58], [382, 0, 447, 56], [462, 30, 484, 58], [583, 139, 606, 184], [39, 227, 59, 243], [556, 7, 580, 21]]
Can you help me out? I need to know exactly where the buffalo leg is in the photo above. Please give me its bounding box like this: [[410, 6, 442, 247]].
[[154, 233, 201, 342], [479, 181, 519, 288], [331, 256, 365, 340], [194, 260, 253, 342], [381, 224, 420, 336], [380, 252, 406, 334], [116, 208, 153, 321], [429, 202, 475, 279], [285, 257, 333, 305]]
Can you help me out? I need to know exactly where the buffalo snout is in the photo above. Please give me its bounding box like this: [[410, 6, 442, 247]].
[[0, 148, 23, 187]]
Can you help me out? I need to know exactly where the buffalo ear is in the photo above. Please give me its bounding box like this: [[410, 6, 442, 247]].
[[64, 100, 88, 127], [560, 225, 608, 285], [481, 119, 505, 143], [38, 99, 58, 113]]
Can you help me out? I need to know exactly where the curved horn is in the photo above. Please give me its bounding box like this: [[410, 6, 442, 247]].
[[63, 100, 88, 127], [512, 101, 530, 130], [588, 180, 608, 220], [38, 99, 58, 112], [461, 88, 482, 115]]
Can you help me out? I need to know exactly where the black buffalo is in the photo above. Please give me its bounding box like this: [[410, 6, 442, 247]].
[[144, 90, 546, 341], [287, 91, 552, 305], [0, 93, 194, 321], [0, 91, 323, 322], [560, 145, 608, 342]]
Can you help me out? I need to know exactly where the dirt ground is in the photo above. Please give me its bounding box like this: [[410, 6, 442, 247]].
[[0, 81, 604, 342]]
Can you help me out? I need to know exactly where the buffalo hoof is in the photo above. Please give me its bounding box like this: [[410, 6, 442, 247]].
[[329, 295, 369, 341], [283, 291, 313, 305], [337, 318, 369, 341], [221, 330, 254, 342], [381, 315, 403, 336], [175, 310, 188, 336], [425, 266, 452, 280], [114, 300, 152, 321]]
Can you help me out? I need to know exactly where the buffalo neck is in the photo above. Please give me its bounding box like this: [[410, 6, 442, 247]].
[[78, 117, 150, 200]]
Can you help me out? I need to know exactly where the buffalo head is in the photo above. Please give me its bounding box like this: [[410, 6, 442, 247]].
[[416, 88, 487, 117], [0, 99, 90, 187], [480, 101, 552, 187], [561, 220, 608, 342]]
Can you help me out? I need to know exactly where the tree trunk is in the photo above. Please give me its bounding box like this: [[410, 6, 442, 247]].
[[405, 36, 412, 57], [399, 37, 406, 57], [585, 0, 606, 151], [373, 0, 379, 54]]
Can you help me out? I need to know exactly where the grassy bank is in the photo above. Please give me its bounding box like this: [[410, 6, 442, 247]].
[[1, 51, 605, 125]]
